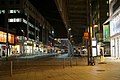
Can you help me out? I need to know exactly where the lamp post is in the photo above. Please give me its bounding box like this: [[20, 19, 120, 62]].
[[5, 9, 9, 60], [68, 28, 71, 40], [21, 30, 25, 54], [68, 28, 72, 57]]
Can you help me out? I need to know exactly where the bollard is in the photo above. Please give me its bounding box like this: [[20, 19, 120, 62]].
[[63, 58, 65, 69], [70, 57, 72, 67], [26, 58, 28, 66], [76, 57, 78, 66], [10, 61, 12, 77]]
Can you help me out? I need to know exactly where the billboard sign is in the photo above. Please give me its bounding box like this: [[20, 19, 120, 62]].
[[103, 25, 110, 42]]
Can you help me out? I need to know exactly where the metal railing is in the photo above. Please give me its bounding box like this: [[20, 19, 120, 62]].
[[0, 57, 88, 77]]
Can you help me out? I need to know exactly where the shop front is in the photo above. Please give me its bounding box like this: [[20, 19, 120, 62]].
[[0, 31, 15, 57], [110, 11, 120, 59], [103, 24, 110, 56], [17, 37, 34, 55]]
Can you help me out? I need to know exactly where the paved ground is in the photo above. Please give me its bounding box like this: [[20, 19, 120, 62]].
[[0, 57, 120, 80]]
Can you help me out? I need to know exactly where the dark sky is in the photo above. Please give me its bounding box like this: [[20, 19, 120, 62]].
[[29, 0, 67, 38]]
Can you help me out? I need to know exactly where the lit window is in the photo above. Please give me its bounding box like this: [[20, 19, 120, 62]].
[[8, 18, 21, 22], [16, 10, 20, 13], [35, 27, 39, 30], [0, 10, 5, 14], [1, 10, 5, 14], [28, 22, 34, 28], [9, 10, 20, 13], [15, 18, 21, 22], [8, 18, 14, 22], [106, 1, 109, 4], [23, 19, 27, 24], [31, 24, 34, 28], [9, 10, 14, 13], [25, 12, 27, 16], [52, 31, 54, 34], [107, 12, 109, 16]]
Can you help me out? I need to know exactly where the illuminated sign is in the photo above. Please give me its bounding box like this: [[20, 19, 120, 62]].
[[84, 32, 89, 40], [0, 31, 14, 44], [103, 25, 110, 42]]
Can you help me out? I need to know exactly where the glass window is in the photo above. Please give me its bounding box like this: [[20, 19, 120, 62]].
[[16, 10, 20, 13], [8, 18, 21, 22], [9, 10, 20, 13], [10, 10, 14, 13], [15, 18, 19, 22], [23, 19, 27, 24], [0, 10, 5, 14], [8, 18, 14, 22], [1, 10, 5, 14], [25, 12, 27, 16], [15, 18, 21, 22]]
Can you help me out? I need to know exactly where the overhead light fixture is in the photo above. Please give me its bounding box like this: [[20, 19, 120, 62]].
[[94, 25, 98, 28], [68, 28, 71, 31], [70, 35, 73, 37], [21, 29, 24, 33]]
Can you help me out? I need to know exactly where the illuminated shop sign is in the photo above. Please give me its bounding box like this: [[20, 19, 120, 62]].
[[84, 32, 89, 40], [103, 25, 110, 42], [0, 31, 14, 44]]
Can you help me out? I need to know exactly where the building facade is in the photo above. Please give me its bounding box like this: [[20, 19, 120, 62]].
[[91, 0, 110, 56], [109, 0, 120, 59], [0, 0, 54, 56]]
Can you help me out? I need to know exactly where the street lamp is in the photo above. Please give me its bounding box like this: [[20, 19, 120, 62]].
[[68, 28, 73, 57], [68, 28, 71, 31], [21, 29, 25, 54], [68, 28, 71, 40]]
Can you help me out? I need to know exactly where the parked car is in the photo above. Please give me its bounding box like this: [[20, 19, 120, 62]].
[[73, 49, 81, 57]]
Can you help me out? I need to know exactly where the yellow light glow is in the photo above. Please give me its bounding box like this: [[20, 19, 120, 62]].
[[94, 25, 98, 28]]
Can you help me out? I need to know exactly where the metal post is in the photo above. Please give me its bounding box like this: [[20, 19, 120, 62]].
[[6, 24, 9, 59], [76, 57, 78, 66], [87, 0, 93, 66], [87, 0, 90, 65], [63, 58, 65, 69], [21, 30, 25, 54], [10, 61, 12, 77], [89, 0, 93, 66], [68, 28, 72, 57], [70, 57, 72, 67], [5, 9, 9, 60]]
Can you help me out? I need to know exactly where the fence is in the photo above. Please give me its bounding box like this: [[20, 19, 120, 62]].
[[0, 57, 88, 77]]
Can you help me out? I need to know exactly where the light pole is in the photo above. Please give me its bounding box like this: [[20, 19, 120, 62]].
[[5, 9, 9, 60], [21, 29, 25, 54], [68, 28, 71, 40], [68, 28, 73, 57]]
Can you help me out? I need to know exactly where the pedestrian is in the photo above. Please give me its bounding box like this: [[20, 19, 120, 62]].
[[2, 51, 5, 56], [100, 48, 104, 62], [100, 49, 103, 56]]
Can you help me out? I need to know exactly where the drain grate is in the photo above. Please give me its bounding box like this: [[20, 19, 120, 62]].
[[96, 70, 105, 71]]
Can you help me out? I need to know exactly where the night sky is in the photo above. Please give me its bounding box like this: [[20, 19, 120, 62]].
[[29, 0, 67, 38]]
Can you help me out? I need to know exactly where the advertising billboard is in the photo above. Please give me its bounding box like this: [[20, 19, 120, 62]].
[[103, 25, 110, 42]]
